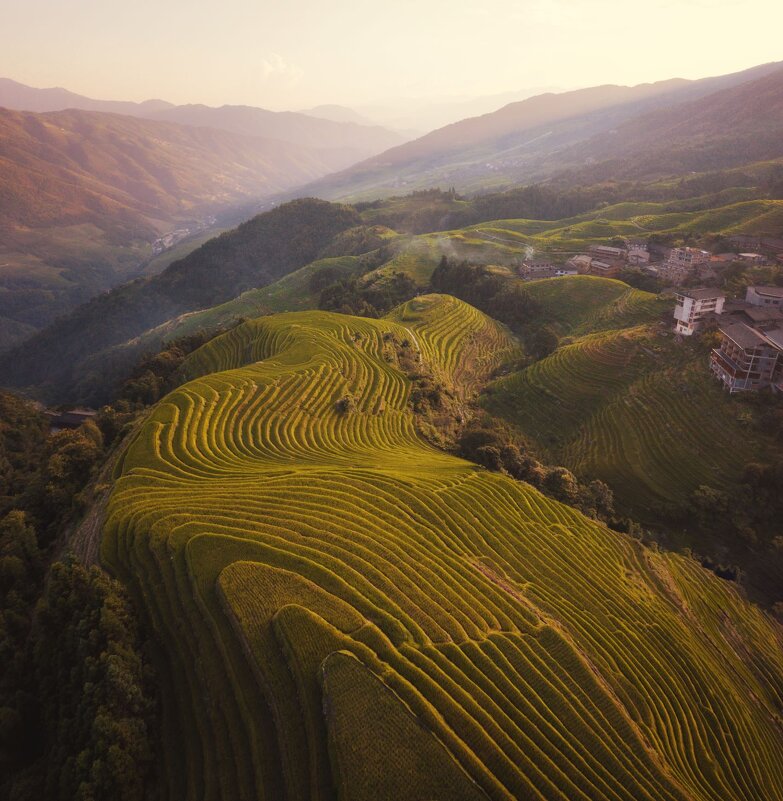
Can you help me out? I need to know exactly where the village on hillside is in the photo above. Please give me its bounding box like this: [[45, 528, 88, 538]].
[[519, 234, 783, 284], [674, 284, 783, 393], [520, 234, 783, 395]]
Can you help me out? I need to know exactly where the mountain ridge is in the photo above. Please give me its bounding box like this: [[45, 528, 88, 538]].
[[0, 106, 363, 344], [0, 76, 405, 166], [301, 60, 783, 200]]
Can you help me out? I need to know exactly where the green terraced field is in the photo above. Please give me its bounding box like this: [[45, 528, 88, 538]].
[[483, 312, 781, 514], [463, 199, 783, 254], [104, 295, 783, 801], [523, 276, 670, 335]]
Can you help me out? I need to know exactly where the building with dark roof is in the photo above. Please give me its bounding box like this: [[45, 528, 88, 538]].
[[739, 306, 783, 330], [746, 286, 783, 308], [45, 408, 97, 432], [710, 323, 783, 393]]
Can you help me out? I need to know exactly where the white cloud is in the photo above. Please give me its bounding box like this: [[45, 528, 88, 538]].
[[260, 52, 303, 84]]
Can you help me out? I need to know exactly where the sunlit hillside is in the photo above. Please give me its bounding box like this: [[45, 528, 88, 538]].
[[104, 296, 783, 801]]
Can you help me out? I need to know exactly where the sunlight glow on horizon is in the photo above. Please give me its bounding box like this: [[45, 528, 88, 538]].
[[1, 0, 781, 112]]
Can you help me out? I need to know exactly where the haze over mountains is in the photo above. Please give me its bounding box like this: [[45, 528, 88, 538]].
[[305, 60, 783, 200], [0, 78, 406, 349], [0, 76, 563, 138], [0, 77, 405, 166], [4, 29, 783, 798], [352, 86, 567, 136], [0, 107, 357, 348], [2, 59, 783, 365]]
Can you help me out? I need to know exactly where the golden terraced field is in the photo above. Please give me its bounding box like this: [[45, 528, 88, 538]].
[[104, 295, 783, 801]]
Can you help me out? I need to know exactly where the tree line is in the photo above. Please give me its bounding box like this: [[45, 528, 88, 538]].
[[430, 257, 560, 360], [0, 392, 158, 800]]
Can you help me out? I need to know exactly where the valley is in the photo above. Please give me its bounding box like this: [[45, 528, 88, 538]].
[[2, 41, 783, 801], [0, 94, 404, 350]]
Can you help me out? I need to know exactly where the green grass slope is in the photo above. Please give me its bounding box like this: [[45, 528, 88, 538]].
[[484, 324, 774, 509], [103, 295, 783, 801], [466, 198, 783, 252], [523, 275, 671, 334], [482, 274, 783, 521]]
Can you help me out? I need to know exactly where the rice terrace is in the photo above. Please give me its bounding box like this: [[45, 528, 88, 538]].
[[102, 297, 783, 800], [3, 6, 783, 800]]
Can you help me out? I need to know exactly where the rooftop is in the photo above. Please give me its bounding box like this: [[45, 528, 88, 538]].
[[743, 306, 783, 324], [750, 285, 783, 298], [721, 322, 774, 350], [676, 288, 725, 301], [673, 247, 709, 255], [765, 328, 783, 350]]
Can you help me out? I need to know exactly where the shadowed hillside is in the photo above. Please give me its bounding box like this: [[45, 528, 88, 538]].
[[0, 199, 360, 398], [7, 188, 782, 406], [482, 276, 783, 602], [0, 107, 361, 346]]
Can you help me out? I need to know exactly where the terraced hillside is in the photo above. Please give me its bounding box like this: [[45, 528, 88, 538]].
[[103, 294, 783, 801], [485, 322, 775, 508], [522, 275, 671, 335], [481, 266, 783, 525], [464, 199, 783, 253]]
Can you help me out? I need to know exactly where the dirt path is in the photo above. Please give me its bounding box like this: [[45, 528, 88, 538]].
[[67, 411, 149, 565]]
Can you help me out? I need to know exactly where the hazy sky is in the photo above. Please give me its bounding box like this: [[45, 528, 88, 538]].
[[2, 0, 781, 110]]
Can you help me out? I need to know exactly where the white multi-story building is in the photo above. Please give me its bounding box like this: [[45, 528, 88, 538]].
[[673, 288, 725, 336], [710, 324, 783, 393]]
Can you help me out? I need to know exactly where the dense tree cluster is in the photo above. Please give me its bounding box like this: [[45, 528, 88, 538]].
[[614, 268, 664, 294], [455, 421, 615, 523], [0, 393, 49, 516], [690, 461, 783, 547], [430, 257, 556, 359], [0, 392, 158, 800], [720, 262, 783, 297], [318, 271, 418, 317], [117, 331, 223, 408], [23, 560, 156, 801]]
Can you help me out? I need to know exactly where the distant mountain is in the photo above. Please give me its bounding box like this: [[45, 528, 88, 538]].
[[300, 104, 378, 126], [304, 61, 783, 200], [355, 86, 566, 136], [0, 107, 362, 348], [0, 198, 360, 402], [0, 76, 174, 115], [0, 79, 407, 352], [555, 66, 783, 182], [0, 77, 406, 170], [145, 104, 405, 170]]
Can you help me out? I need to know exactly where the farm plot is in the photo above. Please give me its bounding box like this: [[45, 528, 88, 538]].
[[484, 322, 776, 512], [104, 295, 783, 801]]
